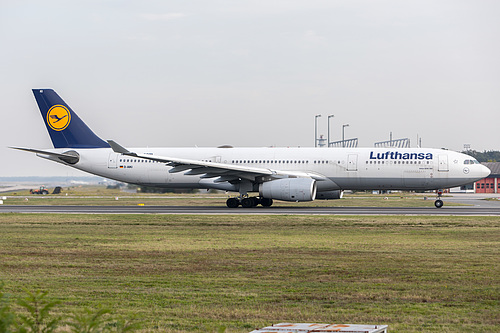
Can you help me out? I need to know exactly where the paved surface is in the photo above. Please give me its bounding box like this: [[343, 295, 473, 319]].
[[442, 193, 500, 208], [1, 193, 499, 215], [1, 204, 500, 215]]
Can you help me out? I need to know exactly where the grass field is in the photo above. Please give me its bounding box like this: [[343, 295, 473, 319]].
[[2, 186, 460, 207], [0, 213, 498, 332]]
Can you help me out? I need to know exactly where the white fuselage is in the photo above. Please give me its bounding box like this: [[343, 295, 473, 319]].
[[42, 147, 489, 194]]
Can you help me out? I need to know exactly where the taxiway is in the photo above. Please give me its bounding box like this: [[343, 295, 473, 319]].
[[1, 205, 500, 215]]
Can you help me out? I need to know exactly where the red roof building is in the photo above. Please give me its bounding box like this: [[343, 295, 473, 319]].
[[476, 162, 500, 193]]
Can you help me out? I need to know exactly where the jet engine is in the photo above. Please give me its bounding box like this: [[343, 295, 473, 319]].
[[315, 190, 344, 200], [259, 178, 317, 202]]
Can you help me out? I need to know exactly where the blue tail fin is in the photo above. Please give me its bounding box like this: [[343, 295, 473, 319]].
[[32, 89, 109, 149]]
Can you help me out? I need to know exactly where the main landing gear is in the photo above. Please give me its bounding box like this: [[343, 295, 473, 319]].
[[226, 197, 273, 208], [434, 189, 444, 208]]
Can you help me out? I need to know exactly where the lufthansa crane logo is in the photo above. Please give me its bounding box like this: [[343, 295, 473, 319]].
[[46, 105, 71, 131]]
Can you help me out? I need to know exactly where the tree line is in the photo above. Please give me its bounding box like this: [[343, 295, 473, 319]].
[[462, 150, 500, 162]]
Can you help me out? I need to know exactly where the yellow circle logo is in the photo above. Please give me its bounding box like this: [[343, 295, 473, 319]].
[[47, 105, 71, 131]]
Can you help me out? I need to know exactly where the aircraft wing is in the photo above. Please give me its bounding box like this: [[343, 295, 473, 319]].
[[107, 140, 328, 183]]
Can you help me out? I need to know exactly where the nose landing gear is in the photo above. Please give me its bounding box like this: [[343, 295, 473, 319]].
[[434, 189, 444, 208]]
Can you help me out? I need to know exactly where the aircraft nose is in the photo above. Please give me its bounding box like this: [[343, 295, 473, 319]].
[[480, 164, 491, 178]]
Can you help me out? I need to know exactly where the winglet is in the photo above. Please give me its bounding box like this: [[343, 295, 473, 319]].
[[107, 140, 135, 155]]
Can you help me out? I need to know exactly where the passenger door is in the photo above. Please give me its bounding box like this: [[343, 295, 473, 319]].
[[347, 154, 358, 171], [438, 154, 449, 172], [107, 152, 119, 169]]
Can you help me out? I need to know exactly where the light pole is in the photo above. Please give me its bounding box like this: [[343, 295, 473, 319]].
[[315, 114, 321, 147], [328, 115, 334, 147], [342, 124, 349, 147]]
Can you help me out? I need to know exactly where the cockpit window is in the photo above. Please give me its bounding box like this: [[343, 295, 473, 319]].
[[464, 159, 480, 165]]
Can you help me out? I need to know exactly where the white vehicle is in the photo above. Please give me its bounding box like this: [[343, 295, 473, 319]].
[[12, 89, 490, 208]]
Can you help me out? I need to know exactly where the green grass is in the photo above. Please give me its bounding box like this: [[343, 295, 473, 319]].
[[2, 186, 460, 207], [0, 214, 498, 332]]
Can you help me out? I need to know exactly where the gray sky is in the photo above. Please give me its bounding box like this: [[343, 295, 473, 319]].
[[1, 0, 499, 177]]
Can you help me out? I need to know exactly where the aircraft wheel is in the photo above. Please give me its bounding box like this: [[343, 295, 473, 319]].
[[241, 198, 254, 208], [260, 198, 273, 207], [226, 198, 240, 208], [434, 199, 444, 208]]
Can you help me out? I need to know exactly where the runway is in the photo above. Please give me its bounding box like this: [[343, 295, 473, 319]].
[[1, 205, 500, 215]]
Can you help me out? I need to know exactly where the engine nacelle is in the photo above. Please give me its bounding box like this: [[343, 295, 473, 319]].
[[259, 178, 317, 202], [315, 190, 344, 200]]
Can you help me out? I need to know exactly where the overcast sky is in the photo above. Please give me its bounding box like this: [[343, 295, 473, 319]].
[[1, 0, 499, 177]]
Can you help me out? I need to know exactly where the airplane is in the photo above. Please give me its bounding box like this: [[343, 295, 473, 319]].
[[11, 89, 490, 208]]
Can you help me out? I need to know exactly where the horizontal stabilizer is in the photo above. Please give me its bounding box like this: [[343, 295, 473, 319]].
[[9, 147, 80, 164]]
